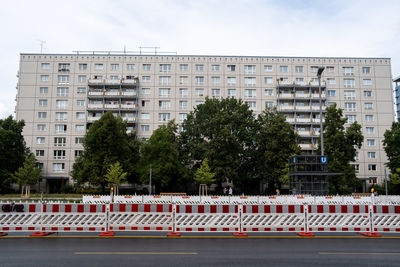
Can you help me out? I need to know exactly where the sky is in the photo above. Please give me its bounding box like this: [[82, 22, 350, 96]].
[[1, 0, 400, 118]]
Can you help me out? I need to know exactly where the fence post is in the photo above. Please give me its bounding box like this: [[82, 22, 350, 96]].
[[168, 203, 180, 237], [99, 203, 114, 236], [296, 203, 314, 237], [233, 204, 247, 237]]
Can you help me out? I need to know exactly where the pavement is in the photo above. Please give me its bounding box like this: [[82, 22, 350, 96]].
[[1, 232, 400, 266]]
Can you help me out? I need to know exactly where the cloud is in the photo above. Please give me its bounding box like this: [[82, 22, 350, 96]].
[[1, 0, 400, 118]]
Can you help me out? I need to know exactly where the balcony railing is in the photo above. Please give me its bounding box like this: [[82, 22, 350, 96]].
[[122, 117, 136, 123], [87, 116, 100, 122], [279, 105, 294, 110], [296, 94, 309, 98], [105, 91, 120, 96], [88, 79, 104, 84], [296, 118, 311, 123], [122, 79, 137, 84], [105, 79, 121, 84], [297, 131, 311, 137], [87, 104, 103, 109], [121, 91, 136, 96], [279, 93, 293, 98], [88, 91, 103, 96], [121, 104, 136, 109], [296, 106, 311, 111], [104, 104, 119, 109]]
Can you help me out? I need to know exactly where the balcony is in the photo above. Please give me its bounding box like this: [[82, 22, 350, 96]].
[[279, 93, 293, 98], [312, 93, 326, 99], [297, 131, 311, 137], [121, 104, 136, 109], [87, 116, 101, 122], [122, 79, 137, 85], [88, 78, 104, 85], [88, 91, 103, 96], [312, 106, 326, 111], [279, 105, 294, 111], [295, 93, 309, 99], [296, 106, 311, 111], [105, 91, 120, 96], [87, 104, 103, 109], [105, 79, 121, 85], [295, 81, 308, 87], [104, 104, 119, 109], [121, 91, 136, 97], [122, 117, 136, 123], [312, 118, 321, 123], [299, 144, 316, 150], [278, 80, 292, 86], [285, 118, 295, 123], [296, 118, 311, 123]]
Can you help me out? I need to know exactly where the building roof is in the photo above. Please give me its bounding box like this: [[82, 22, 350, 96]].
[[393, 76, 400, 82]]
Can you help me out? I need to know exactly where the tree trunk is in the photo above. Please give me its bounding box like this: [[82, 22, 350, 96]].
[[20, 185, 24, 197]]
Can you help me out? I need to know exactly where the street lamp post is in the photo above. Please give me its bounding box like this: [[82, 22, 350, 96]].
[[317, 67, 325, 156]]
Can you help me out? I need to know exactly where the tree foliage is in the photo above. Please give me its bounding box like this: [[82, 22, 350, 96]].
[[11, 154, 41, 197], [383, 121, 400, 194], [194, 158, 216, 185], [0, 116, 30, 193], [320, 104, 363, 194], [105, 162, 127, 195], [71, 112, 139, 191], [138, 121, 186, 193]]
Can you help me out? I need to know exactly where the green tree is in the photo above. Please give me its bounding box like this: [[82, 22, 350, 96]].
[[383, 121, 400, 194], [320, 104, 363, 194], [194, 158, 216, 195], [11, 154, 41, 198], [138, 120, 186, 193], [179, 97, 256, 193], [71, 112, 139, 191], [0, 116, 30, 193], [253, 108, 300, 193], [105, 162, 127, 195]]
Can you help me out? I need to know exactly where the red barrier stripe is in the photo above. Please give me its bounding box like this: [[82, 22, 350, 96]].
[[329, 205, 335, 213], [156, 227, 163, 231], [198, 205, 204, 213], [29, 204, 36, 212], [144, 204, 150, 212], [264, 205, 271, 213], [43, 204, 47, 212], [77, 205, 84, 213], [243, 206, 247, 213], [383, 228, 390, 232], [110, 204, 114, 212], [223, 205, 229, 213], [210, 205, 216, 213], [373, 206, 377, 213], [235, 205, 238, 213], [77, 227, 83, 231], [28, 227, 35, 230], [176, 205, 180, 213], [132, 204, 138, 212], [198, 228, 205, 231], [156, 204, 163, 213], [90, 205, 96, 213], [88, 228, 95, 231], [169, 204, 172, 213], [264, 228, 271, 231], [131, 227, 138, 230], [354, 228, 361, 231], [120, 204, 126, 212], [300, 206, 304, 213], [52, 205, 59, 213], [2, 227, 9, 231], [186, 228, 192, 231], [252, 205, 258, 213], [330, 228, 336, 231], [276, 205, 282, 213], [65, 205, 71, 213], [288, 205, 294, 214], [396, 228, 400, 232], [276, 228, 283, 231], [353, 205, 360, 213], [211, 228, 217, 231], [342, 227, 348, 231], [317, 205, 323, 213], [341, 205, 348, 213], [318, 228, 324, 231], [143, 227, 150, 230], [382, 206, 389, 214], [223, 228, 229, 231], [102, 205, 106, 213], [186, 205, 192, 213], [119, 227, 125, 230], [15, 227, 22, 231], [64, 227, 70, 231], [252, 228, 259, 231], [395, 206, 400, 214], [289, 228, 295, 231]]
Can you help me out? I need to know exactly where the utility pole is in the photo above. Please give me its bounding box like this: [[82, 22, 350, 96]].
[[149, 164, 152, 195], [317, 67, 325, 156], [385, 168, 388, 196]]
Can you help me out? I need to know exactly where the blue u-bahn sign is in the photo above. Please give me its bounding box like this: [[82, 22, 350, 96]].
[[321, 156, 327, 163]]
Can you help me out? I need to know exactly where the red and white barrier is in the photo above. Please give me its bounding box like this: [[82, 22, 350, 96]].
[[0, 203, 42, 232], [372, 205, 400, 232]]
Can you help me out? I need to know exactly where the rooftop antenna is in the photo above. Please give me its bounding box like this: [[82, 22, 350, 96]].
[[123, 45, 126, 55], [38, 40, 46, 54]]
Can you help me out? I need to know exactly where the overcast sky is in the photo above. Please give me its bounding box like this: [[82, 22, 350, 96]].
[[1, 0, 400, 118]]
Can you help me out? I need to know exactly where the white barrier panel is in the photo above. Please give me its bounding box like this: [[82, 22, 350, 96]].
[[40, 204, 106, 232], [0, 203, 42, 232], [373, 205, 400, 232], [175, 204, 239, 232], [82, 195, 111, 203], [241, 205, 305, 232], [142, 195, 173, 204], [114, 195, 144, 203], [108, 203, 173, 231], [307, 204, 371, 232]]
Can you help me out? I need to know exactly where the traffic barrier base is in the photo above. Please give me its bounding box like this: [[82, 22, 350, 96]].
[[30, 232, 55, 237], [167, 232, 181, 237], [296, 232, 315, 237], [99, 231, 115, 237], [358, 232, 381, 237], [233, 232, 248, 237], [0, 232, 8, 237]]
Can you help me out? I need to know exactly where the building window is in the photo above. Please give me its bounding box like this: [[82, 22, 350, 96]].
[[178, 76, 188, 85], [280, 66, 288, 73], [159, 76, 171, 85], [327, 78, 336, 85], [160, 64, 171, 72], [58, 63, 70, 71], [52, 163, 65, 172], [368, 152, 376, 159], [110, 64, 119, 71], [343, 67, 354, 75], [364, 103, 373, 110], [344, 79, 355, 88], [228, 89, 236, 98], [211, 65, 220, 71], [55, 112, 67, 121], [295, 78, 304, 83], [212, 89, 221, 98], [179, 88, 188, 97], [195, 64, 204, 71], [211, 76, 221, 85], [368, 164, 377, 171], [159, 100, 171, 110], [295, 66, 303, 73], [78, 75, 87, 83], [367, 139, 375, 146], [244, 77, 256, 86], [264, 77, 273, 84], [355, 152, 359, 161], [75, 137, 83, 144], [75, 125, 85, 132], [227, 77, 236, 85], [159, 88, 171, 98], [55, 124, 67, 133], [365, 115, 374, 122], [179, 101, 188, 110], [346, 115, 357, 123], [140, 125, 150, 132], [265, 101, 274, 108], [344, 102, 356, 112], [36, 137, 45, 144], [127, 64, 136, 71], [77, 87, 86, 94], [244, 65, 256, 74], [76, 112, 85, 119], [142, 76, 151, 82], [158, 113, 170, 122], [246, 101, 256, 110], [142, 88, 150, 95], [58, 75, 69, 84], [264, 65, 272, 72], [142, 64, 151, 71], [195, 88, 204, 97], [41, 63, 50, 70], [363, 79, 372, 86], [39, 87, 48, 94], [364, 90, 372, 98], [327, 90, 336, 97], [141, 113, 150, 120], [54, 137, 66, 147], [39, 99, 48, 107], [362, 67, 371, 74], [353, 164, 360, 173], [74, 150, 83, 158], [227, 65, 236, 72], [310, 66, 319, 73], [38, 112, 47, 119], [56, 100, 68, 109], [343, 90, 355, 100], [77, 100, 85, 107], [40, 75, 49, 82], [57, 87, 69, 96], [141, 100, 150, 107], [244, 89, 256, 98], [366, 127, 375, 134], [327, 66, 335, 72], [37, 124, 46, 131], [179, 113, 187, 122], [79, 63, 87, 70], [180, 64, 188, 71], [36, 150, 44, 157], [264, 89, 273, 96], [195, 101, 204, 106], [195, 76, 204, 85]]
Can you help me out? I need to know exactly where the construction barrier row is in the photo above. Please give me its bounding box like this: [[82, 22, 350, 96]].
[[1, 202, 400, 236]]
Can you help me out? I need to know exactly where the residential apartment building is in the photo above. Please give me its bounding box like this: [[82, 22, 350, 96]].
[[15, 53, 394, 191], [394, 76, 400, 119]]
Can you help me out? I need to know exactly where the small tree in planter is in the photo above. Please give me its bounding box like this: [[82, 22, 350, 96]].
[[11, 154, 41, 198], [105, 162, 127, 196], [194, 158, 216, 196]]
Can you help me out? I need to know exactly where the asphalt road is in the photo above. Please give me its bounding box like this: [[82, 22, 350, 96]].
[[1, 235, 400, 266]]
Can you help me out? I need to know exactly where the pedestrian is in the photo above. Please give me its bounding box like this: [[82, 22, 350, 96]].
[[276, 189, 280, 196], [223, 187, 227, 195], [228, 186, 233, 196]]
